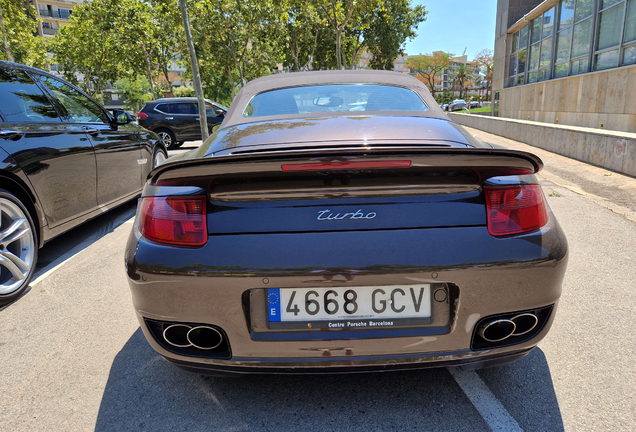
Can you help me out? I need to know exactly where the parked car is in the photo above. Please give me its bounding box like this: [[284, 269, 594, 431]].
[[125, 70, 568, 375], [443, 103, 449, 111], [0, 60, 166, 306], [469, 101, 481, 109], [137, 97, 228, 150], [449, 99, 468, 112]]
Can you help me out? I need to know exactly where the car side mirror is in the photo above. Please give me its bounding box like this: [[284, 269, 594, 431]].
[[112, 109, 133, 125], [214, 108, 225, 116]]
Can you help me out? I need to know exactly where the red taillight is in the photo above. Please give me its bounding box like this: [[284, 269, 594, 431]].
[[282, 160, 411, 171], [138, 197, 207, 246], [484, 185, 548, 237], [137, 112, 148, 119]]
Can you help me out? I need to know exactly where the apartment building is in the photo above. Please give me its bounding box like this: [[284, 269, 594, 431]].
[[31, 0, 84, 38]]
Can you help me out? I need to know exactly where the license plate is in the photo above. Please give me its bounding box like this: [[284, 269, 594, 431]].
[[266, 285, 432, 330]]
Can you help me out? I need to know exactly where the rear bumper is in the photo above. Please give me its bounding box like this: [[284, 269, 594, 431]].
[[125, 218, 567, 373], [164, 348, 535, 376]]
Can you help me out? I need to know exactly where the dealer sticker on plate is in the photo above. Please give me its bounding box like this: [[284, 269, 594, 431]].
[[267, 285, 432, 330]]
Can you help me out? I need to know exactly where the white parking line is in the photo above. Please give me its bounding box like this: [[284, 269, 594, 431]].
[[448, 367, 523, 432], [30, 214, 135, 286]]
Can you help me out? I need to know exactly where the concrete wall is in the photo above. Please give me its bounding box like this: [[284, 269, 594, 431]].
[[499, 65, 636, 133], [449, 113, 636, 178]]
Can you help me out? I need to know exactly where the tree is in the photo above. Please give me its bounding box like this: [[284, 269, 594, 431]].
[[52, 0, 125, 100], [407, 51, 453, 97], [283, 0, 324, 71], [179, 0, 208, 140], [189, 0, 283, 98], [363, 0, 427, 70], [116, 76, 153, 112], [451, 63, 473, 99], [0, 0, 47, 67], [474, 48, 493, 100], [315, 0, 359, 70]]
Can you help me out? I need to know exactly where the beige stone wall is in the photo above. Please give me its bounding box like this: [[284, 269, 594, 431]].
[[448, 112, 636, 178], [499, 64, 636, 133]]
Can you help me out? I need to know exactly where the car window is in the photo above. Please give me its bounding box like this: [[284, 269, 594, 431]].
[[0, 68, 61, 122], [38, 75, 110, 123], [169, 103, 195, 115], [242, 84, 428, 117], [154, 103, 169, 113]]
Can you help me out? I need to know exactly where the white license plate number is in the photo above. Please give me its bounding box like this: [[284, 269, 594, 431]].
[[267, 285, 431, 329]]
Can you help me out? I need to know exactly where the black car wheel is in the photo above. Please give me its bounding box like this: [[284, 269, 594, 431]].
[[0, 190, 38, 307], [153, 147, 168, 168], [156, 129, 178, 150]]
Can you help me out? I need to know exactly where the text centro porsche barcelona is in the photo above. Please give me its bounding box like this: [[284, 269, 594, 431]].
[[125, 70, 568, 375]]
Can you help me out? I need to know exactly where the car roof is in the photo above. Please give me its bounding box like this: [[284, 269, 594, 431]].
[[151, 97, 213, 104], [221, 70, 447, 128]]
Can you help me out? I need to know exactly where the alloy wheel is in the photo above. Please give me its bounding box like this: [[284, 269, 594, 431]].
[[153, 148, 167, 168], [157, 131, 173, 147], [0, 198, 36, 295]]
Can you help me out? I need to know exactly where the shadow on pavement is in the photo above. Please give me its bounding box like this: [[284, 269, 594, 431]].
[[478, 347, 564, 431], [36, 201, 137, 271], [95, 330, 563, 432]]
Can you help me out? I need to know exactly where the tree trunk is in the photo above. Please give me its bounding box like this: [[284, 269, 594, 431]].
[[179, 0, 208, 141], [336, 29, 342, 69], [142, 46, 157, 100], [0, 3, 13, 62], [227, 66, 235, 100]]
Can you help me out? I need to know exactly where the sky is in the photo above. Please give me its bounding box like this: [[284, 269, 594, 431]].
[[404, 0, 498, 59]]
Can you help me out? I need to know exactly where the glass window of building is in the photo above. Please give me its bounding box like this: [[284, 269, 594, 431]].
[[505, 0, 636, 87], [622, 0, 636, 64], [508, 25, 529, 86], [526, 7, 555, 83], [594, 0, 626, 70]]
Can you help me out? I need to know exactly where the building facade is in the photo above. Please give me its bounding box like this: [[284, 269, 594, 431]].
[[493, 0, 636, 132], [32, 0, 84, 38]]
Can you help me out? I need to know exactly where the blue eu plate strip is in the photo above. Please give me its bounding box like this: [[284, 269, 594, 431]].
[[267, 289, 281, 322]]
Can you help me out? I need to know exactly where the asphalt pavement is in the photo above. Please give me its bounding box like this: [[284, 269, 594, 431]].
[[1, 137, 635, 431]]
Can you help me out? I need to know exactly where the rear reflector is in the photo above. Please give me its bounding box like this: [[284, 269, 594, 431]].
[[137, 112, 148, 119], [139, 197, 207, 246], [281, 160, 411, 171], [484, 185, 548, 236]]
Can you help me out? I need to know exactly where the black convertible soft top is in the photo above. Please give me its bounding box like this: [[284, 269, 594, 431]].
[[220, 70, 447, 128]]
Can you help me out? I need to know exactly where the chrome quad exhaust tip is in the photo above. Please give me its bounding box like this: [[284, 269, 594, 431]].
[[163, 324, 224, 350], [477, 312, 539, 342], [477, 318, 517, 342]]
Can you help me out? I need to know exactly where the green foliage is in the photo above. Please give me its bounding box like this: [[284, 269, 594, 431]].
[[52, 0, 125, 99], [407, 51, 453, 96], [116, 76, 154, 112], [439, 91, 453, 104], [0, 0, 47, 67], [172, 85, 195, 97], [451, 63, 474, 99], [364, 1, 427, 70], [50, 0, 432, 107]]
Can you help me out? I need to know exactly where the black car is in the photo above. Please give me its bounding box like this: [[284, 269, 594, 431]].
[[137, 98, 228, 149], [0, 60, 166, 306], [125, 71, 567, 375]]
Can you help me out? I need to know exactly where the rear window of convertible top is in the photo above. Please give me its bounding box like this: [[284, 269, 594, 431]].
[[242, 84, 429, 117]]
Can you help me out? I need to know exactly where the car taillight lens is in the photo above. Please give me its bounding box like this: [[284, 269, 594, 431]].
[[138, 197, 207, 246], [137, 112, 148, 119], [484, 185, 548, 237]]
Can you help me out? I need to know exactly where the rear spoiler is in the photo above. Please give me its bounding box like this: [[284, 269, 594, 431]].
[[149, 147, 543, 185]]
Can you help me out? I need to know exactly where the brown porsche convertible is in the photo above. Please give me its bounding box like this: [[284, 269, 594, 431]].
[[125, 71, 567, 375]]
